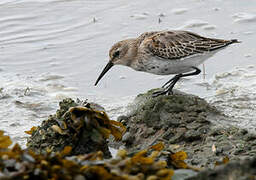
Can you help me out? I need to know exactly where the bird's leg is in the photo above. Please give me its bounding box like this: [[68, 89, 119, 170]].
[[152, 67, 201, 97], [165, 67, 201, 93], [161, 74, 181, 88], [177, 66, 201, 78], [152, 75, 181, 97]]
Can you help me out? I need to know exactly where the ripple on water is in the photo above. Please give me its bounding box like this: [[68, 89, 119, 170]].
[[0, 72, 78, 147], [39, 74, 64, 81], [202, 25, 216, 30], [0, 70, 132, 147], [130, 13, 148, 20], [232, 12, 256, 23], [207, 65, 256, 131], [180, 19, 210, 29], [171, 8, 188, 15]]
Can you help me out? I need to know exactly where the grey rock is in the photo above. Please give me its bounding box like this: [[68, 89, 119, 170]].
[[184, 130, 202, 142], [187, 157, 256, 180], [122, 132, 134, 144], [172, 169, 198, 180], [111, 89, 256, 170], [74, 175, 85, 180]]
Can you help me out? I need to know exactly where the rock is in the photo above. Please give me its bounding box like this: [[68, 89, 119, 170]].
[[172, 169, 198, 180], [111, 89, 256, 168], [26, 98, 112, 158], [187, 157, 256, 180], [74, 175, 85, 180], [122, 132, 135, 145], [4, 88, 256, 179], [115, 89, 216, 146], [245, 133, 256, 141], [184, 130, 202, 142]]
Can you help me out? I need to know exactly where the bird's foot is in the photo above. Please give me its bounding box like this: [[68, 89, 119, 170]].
[[152, 88, 173, 97]]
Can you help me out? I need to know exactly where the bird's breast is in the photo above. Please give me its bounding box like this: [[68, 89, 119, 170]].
[[132, 52, 215, 75]]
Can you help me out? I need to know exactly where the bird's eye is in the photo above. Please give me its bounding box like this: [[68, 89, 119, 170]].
[[113, 50, 120, 58]]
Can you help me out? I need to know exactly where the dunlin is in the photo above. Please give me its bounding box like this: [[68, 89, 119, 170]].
[[95, 31, 239, 96]]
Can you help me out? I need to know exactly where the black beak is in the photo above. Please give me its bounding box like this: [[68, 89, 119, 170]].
[[95, 61, 114, 86]]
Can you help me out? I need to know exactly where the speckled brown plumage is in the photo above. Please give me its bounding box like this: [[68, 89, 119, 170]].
[[139, 31, 238, 60], [95, 30, 239, 96]]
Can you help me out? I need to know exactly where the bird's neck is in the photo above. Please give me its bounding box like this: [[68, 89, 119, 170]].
[[123, 39, 138, 66]]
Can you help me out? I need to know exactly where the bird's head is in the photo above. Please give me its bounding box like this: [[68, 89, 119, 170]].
[[95, 39, 135, 86]]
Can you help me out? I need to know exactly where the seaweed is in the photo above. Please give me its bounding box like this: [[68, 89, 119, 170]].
[[0, 132, 176, 179], [26, 98, 126, 157], [0, 130, 12, 149]]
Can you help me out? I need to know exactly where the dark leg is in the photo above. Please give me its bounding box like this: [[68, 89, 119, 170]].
[[152, 67, 201, 97], [161, 74, 181, 88]]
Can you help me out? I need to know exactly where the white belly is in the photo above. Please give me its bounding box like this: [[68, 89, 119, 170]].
[[140, 52, 216, 75]]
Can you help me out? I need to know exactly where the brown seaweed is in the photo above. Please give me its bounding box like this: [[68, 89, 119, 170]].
[[26, 98, 126, 157]]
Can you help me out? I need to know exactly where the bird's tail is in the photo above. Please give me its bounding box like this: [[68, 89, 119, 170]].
[[230, 39, 241, 43]]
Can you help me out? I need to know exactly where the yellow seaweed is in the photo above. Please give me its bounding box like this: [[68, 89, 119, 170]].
[[117, 149, 127, 159], [97, 127, 111, 139], [87, 166, 113, 180], [59, 146, 72, 157], [156, 169, 174, 180], [0, 130, 12, 149], [170, 151, 188, 169], [131, 150, 154, 165], [51, 125, 66, 135], [68, 106, 126, 141], [215, 156, 229, 167], [25, 126, 38, 135], [0, 131, 176, 180], [150, 142, 165, 151], [79, 151, 103, 161]]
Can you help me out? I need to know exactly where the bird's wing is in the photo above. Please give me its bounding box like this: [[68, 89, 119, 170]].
[[140, 31, 237, 60], [136, 31, 160, 45]]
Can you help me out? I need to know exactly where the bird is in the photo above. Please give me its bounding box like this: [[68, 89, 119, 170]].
[[94, 30, 239, 97]]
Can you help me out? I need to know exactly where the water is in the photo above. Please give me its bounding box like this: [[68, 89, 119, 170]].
[[0, 0, 256, 146]]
